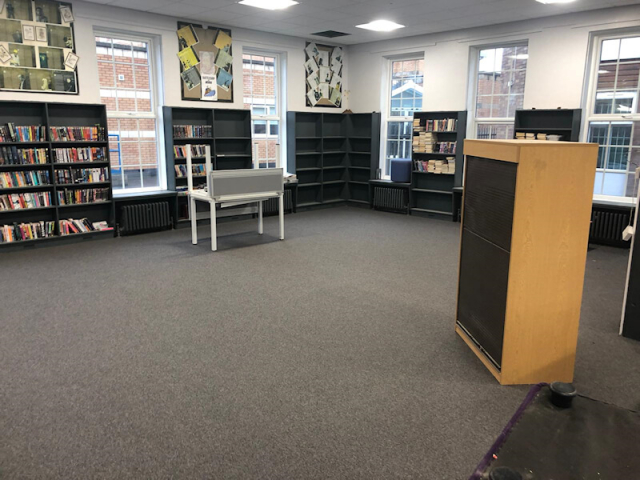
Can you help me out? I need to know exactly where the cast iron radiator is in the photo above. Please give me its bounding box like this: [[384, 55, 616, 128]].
[[590, 206, 633, 248], [119, 202, 172, 236], [372, 186, 406, 212], [263, 189, 293, 216]]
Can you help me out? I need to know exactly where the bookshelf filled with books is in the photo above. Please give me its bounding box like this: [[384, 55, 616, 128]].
[[163, 106, 252, 223], [0, 101, 114, 249], [410, 111, 467, 219], [286, 111, 380, 208], [513, 108, 581, 142]]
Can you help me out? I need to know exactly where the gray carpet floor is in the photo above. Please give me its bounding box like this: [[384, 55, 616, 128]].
[[1, 206, 639, 479]]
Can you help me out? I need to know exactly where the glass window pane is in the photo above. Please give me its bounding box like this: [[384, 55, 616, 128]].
[[601, 39, 620, 62], [475, 44, 527, 124], [620, 37, 640, 61]]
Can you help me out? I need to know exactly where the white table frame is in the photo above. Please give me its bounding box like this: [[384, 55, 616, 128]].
[[186, 145, 284, 251]]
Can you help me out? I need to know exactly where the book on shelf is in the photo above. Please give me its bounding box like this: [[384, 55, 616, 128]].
[[174, 144, 208, 158], [57, 187, 110, 205], [414, 157, 455, 174], [412, 118, 458, 133], [1, 170, 51, 188], [437, 142, 458, 154], [175, 164, 206, 178], [59, 218, 112, 235], [413, 132, 438, 153], [49, 126, 106, 142], [0, 191, 52, 211], [1, 221, 55, 243], [55, 168, 109, 185], [0, 147, 48, 165], [173, 125, 212, 139], [53, 147, 106, 163], [0, 124, 46, 143]]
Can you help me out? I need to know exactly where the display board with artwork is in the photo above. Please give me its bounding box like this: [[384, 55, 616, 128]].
[[177, 22, 233, 102], [305, 42, 342, 108], [0, 0, 78, 94]]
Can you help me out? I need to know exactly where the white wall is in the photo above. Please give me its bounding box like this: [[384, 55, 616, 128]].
[[0, 0, 348, 114], [348, 5, 640, 115]]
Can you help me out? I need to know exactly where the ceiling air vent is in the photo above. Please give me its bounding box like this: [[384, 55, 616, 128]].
[[311, 30, 350, 38]]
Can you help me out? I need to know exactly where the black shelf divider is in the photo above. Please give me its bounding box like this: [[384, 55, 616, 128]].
[[0, 100, 114, 249], [410, 110, 467, 221], [286, 111, 381, 208]]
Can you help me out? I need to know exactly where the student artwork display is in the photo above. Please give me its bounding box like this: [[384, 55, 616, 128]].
[[305, 42, 342, 108], [177, 22, 233, 102], [0, 0, 78, 94]]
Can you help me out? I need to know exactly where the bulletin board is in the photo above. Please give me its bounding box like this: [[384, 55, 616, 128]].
[[177, 21, 233, 102], [304, 41, 342, 108], [0, 0, 78, 94]]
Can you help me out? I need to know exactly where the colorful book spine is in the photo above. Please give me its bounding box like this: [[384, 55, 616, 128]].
[[0, 170, 51, 189], [53, 147, 106, 163], [0, 147, 48, 165], [55, 168, 109, 185], [57, 187, 110, 205], [0, 221, 55, 242], [0, 192, 52, 211]]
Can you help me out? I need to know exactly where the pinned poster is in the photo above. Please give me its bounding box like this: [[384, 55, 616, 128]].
[[177, 47, 199, 69], [305, 42, 319, 60], [306, 72, 319, 90], [331, 47, 343, 70], [201, 74, 217, 100], [181, 66, 201, 90], [304, 57, 318, 75], [217, 68, 232, 91], [177, 25, 198, 50], [200, 51, 216, 75], [214, 30, 232, 53]]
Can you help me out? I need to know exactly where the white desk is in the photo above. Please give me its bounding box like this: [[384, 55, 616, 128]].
[[185, 146, 284, 251]]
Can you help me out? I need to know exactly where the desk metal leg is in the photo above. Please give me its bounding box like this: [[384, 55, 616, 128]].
[[258, 200, 263, 234], [279, 193, 284, 240], [210, 201, 217, 251], [190, 196, 197, 245]]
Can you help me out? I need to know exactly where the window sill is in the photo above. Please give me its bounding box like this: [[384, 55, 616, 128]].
[[593, 194, 637, 207]]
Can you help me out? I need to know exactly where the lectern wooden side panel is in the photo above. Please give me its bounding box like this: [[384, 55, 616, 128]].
[[456, 140, 598, 385]]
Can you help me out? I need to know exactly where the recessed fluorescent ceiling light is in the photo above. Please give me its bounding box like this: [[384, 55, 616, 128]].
[[356, 20, 405, 32], [238, 0, 299, 10], [536, 0, 577, 4]]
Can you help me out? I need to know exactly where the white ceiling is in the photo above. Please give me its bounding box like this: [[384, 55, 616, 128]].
[[85, 0, 640, 45]]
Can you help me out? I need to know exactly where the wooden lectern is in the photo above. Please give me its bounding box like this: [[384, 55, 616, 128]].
[[456, 140, 598, 385]]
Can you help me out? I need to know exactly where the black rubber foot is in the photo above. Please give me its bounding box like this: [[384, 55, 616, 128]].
[[550, 382, 577, 408], [490, 466, 523, 480]]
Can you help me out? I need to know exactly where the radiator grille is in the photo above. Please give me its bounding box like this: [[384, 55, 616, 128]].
[[264, 189, 293, 216], [373, 186, 407, 212], [120, 202, 172, 236], [590, 206, 633, 248]]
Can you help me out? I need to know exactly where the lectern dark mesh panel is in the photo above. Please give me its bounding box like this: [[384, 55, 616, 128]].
[[458, 229, 511, 367], [463, 156, 517, 251]]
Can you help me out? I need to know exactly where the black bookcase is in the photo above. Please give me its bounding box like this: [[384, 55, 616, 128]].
[[286, 111, 380, 208], [163, 106, 252, 223], [514, 108, 581, 142], [0, 101, 114, 250], [410, 110, 467, 219]]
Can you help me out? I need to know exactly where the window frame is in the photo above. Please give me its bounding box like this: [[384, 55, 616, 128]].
[[583, 31, 640, 204], [242, 48, 286, 169], [94, 29, 166, 194], [468, 41, 529, 141], [380, 55, 424, 179]]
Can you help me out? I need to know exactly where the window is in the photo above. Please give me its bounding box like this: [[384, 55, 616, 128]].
[[382, 58, 424, 176], [471, 44, 528, 139], [95, 33, 163, 192], [243, 51, 283, 169], [585, 34, 640, 199]]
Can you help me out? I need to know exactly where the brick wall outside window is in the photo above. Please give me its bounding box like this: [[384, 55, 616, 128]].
[[96, 35, 160, 190]]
